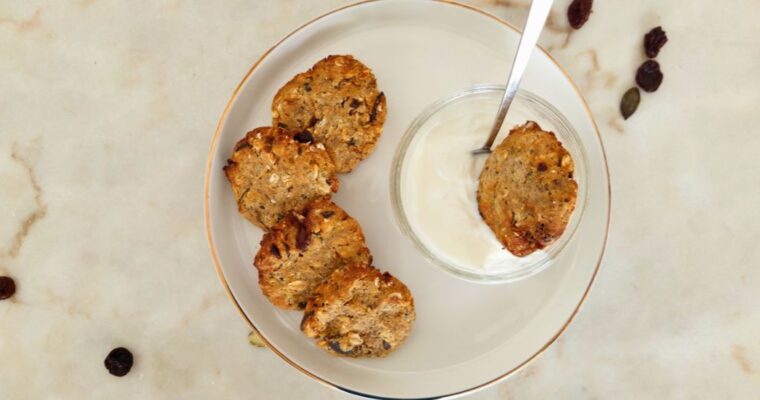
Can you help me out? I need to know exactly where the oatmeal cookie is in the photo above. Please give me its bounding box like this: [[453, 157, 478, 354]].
[[301, 264, 415, 357], [223, 126, 339, 229], [477, 121, 578, 257], [272, 55, 386, 173], [254, 199, 372, 310]]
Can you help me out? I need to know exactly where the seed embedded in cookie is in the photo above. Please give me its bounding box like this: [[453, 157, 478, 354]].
[[272, 55, 387, 173], [254, 199, 372, 310], [301, 264, 415, 358], [223, 126, 339, 230], [477, 121, 578, 257]]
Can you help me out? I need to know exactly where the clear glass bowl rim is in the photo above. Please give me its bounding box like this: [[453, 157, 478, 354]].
[[390, 84, 590, 284]]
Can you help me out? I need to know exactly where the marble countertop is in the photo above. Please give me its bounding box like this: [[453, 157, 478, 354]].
[[1, 0, 758, 398]]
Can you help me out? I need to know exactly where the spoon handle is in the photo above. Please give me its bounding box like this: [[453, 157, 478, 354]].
[[479, 0, 554, 153]]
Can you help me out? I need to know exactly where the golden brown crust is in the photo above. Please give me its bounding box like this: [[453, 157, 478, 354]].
[[301, 264, 415, 358], [477, 121, 578, 256], [272, 55, 386, 173], [254, 199, 372, 310], [223, 126, 339, 230]]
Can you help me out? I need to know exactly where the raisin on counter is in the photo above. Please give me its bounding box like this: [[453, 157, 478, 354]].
[[104, 347, 134, 377], [0, 276, 16, 300], [567, 0, 593, 29], [644, 26, 668, 58], [636, 60, 664, 92]]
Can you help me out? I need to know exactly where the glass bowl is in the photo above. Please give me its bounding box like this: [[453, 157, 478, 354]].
[[391, 84, 589, 283]]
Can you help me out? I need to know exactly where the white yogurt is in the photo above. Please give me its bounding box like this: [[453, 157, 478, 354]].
[[400, 95, 545, 273]]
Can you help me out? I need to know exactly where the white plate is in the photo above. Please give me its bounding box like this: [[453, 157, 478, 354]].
[[204, 1, 610, 398]]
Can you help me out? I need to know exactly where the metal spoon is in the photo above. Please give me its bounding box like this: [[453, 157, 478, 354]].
[[472, 0, 554, 155]]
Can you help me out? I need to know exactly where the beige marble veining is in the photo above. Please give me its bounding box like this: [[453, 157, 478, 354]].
[[0, 0, 758, 399]]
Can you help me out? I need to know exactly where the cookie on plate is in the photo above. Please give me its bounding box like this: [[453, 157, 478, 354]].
[[254, 199, 372, 310], [272, 55, 387, 173], [477, 121, 578, 257], [301, 264, 415, 358], [223, 126, 339, 230]]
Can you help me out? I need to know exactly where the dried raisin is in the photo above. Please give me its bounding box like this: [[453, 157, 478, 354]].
[[644, 26, 667, 58], [293, 131, 313, 143], [567, 0, 593, 29], [636, 60, 663, 92], [269, 244, 281, 259], [104, 347, 133, 377], [296, 223, 311, 251], [0, 276, 15, 300], [369, 92, 385, 123], [328, 341, 353, 355]]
